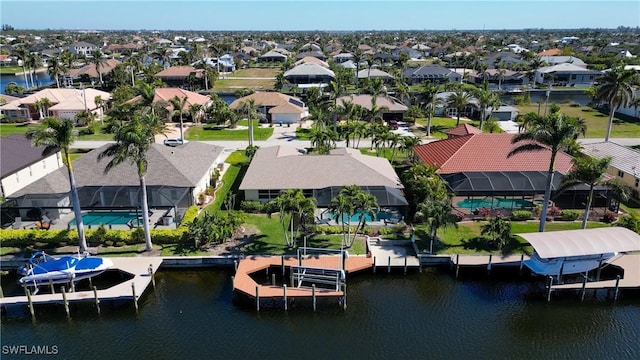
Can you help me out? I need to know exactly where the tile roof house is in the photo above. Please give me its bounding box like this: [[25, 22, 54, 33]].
[[581, 142, 640, 191], [126, 88, 211, 120], [445, 124, 483, 138], [402, 65, 462, 85], [66, 58, 121, 81], [538, 48, 563, 56], [239, 146, 407, 208], [154, 66, 204, 87], [0, 88, 112, 122], [1, 134, 64, 198], [357, 68, 394, 81], [294, 56, 330, 68], [283, 62, 335, 85], [229, 92, 308, 124], [8, 142, 224, 223]]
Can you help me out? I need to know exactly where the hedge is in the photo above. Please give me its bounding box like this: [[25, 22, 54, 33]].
[[561, 210, 581, 221], [511, 210, 533, 221]]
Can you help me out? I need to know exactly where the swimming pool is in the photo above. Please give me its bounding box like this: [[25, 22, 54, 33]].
[[456, 198, 534, 209], [326, 210, 393, 223], [69, 211, 142, 226]]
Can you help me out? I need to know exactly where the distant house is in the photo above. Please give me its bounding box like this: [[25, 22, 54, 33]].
[[1, 134, 64, 198], [126, 88, 211, 122], [581, 142, 640, 192], [69, 42, 99, 56], [538, 48, 563, 56], [257, 51, 287, 63], [239, 146, 407, 209], [484, 53, 527, 69], [154, 66, 204, 87], [534, 63, 601, 86], [470, 69, 529, 90], [283, 62, 335, 85], [103, 43, 143, 53], [392, 46, 423, 60], [336, 94, 407, 122], [333, 53, 354, 63], [295, 51, 326, 61], [65, 58, 121, 82], [402, 65, 462, 85], [0, 88, 111, 122], [294, 56, 330, 68], [229, 92, 308, 124], [8, 142, 225, 223], [539, 56, 587, 68], [435, 91, 478, 118], [357, 68, 394, 81]]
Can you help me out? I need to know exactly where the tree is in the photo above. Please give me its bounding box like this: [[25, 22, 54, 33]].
[[595, 66, 637, 142], [418, 198, 458, 254], [91, 49, 107, 85], [268, 189, 316, 248], [328, 194, 355, 249], [26, 52, 41, 89], [480, 216, 512, 249], [26, 118, 87, 252], [508, 112, 586, 232], [169, 95, 188, 141], [47, 56, 66, 88], [14, 46, 31, 88], [418, 81, 441, 136], [98, 113, 167, 251], [474, 88, 500, 131], [330, 185, 379, 248], [235, 98, 261, 146], [560, 156, 628, 229], [446, 89, 474, 126], [4, 83, 24, 95]]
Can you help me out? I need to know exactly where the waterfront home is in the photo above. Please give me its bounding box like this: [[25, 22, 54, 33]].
[[239, 146, 407, 210], [581, 142, 640, 192], [0, 134, 64, 198], [336, 94, 407, 122], [125, 87, 211, 122], [357, 68, 394, 82], [534, 63, 601, 86], [69, 42, 99, 56], [65, 58, 121, 83], [7, 142, 224, 223], [0, 88, 112, 122], [402, 65, 462, 85], [295, 51, 327, 61], [229, 91, 308, 124], [283, 62, 335, 85], [539, 56, 587, 68]]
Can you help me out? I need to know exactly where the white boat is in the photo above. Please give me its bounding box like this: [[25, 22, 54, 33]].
[[18, 254, 113, 289], [524, 251, 615, 278]]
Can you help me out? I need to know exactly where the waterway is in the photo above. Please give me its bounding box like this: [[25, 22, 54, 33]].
[[1, 268, 638, 359], [0, 71, 54, 95]]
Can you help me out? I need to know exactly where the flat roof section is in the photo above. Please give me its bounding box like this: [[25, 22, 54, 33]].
[[517, 227, 640, 259]]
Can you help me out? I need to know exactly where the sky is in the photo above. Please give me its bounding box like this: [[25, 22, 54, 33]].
[[1, 0, 639, 31]]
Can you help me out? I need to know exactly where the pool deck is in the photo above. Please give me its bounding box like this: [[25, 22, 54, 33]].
[[19, 210, 177, 231]]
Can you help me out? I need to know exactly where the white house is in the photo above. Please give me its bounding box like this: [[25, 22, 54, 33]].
[[69, 42, 99, 56], [1, 135, 64, 198], [534, 63, 601, 86]]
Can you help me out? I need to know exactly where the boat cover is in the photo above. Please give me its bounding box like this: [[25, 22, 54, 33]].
[[517, 227, 640, 259]]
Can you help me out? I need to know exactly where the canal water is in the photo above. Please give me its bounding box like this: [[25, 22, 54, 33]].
[[2, 268, 638, 359], [1, 72, 54, 95]]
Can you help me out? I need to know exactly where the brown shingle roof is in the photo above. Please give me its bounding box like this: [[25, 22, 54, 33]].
[[229, 92, 305, 110], [155, 66, 203, 79], [413, 133, 574, 174], [67, 58, 120, 79]]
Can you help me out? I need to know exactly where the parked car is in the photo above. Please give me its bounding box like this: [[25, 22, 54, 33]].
[[387, 120, 399, 129], [163, 138, 186, 147]]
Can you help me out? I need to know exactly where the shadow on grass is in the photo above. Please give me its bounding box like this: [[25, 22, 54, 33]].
[[237, 234, 290, 255]]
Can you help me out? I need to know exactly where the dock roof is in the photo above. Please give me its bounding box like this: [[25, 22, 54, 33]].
[[517, 227, 640, 259]]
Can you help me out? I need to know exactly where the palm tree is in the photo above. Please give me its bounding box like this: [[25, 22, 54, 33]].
[[91, 50, 107, 85], [14, 47, 31, 88], [329, 194, 355, 249], [480, 216, 512, 249], [26, 118, 88, 251], [474, 88, 500, 131], [47, 56, 66, 88], [595, 66, 637, 142], [446, 89, 474, 126], [98, 113, 167, 251], [508, 112, 586, 232], [418, 198, 458, 254], [560, 156, 628, 229], [26, 53, 41, 89], [169, 96, 188, 141], [399, 136, 421, 157], [235, 99, 260, 146], [270, 189, 316, 248], [135, 82, 157, 114], [188, 103, 203, 125], [419, 81, 440, 136]]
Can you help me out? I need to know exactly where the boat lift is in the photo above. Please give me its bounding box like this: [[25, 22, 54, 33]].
[[291, 247, 348, 291]]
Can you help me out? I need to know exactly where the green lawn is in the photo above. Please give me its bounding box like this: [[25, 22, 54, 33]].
[[296, 127, 311, 140], [0, 123, 44, 137], [240, 214, 366, 255], [75, 124, 115, 141], [204, 150, 249, 214], [414, 117, 480, 138], [516, 103, 640, 138], [0, 66, 23, 75], [186, 120, 274, 141], [415, 221, 611, 255], [359, 147, 409, 165]]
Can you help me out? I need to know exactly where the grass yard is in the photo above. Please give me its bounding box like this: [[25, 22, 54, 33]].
[[516, 103, 640, 138], [204, 150, 249, 213], [296, 127, 312, 140], [0, 66, 23, 74], [240, 214, 366, 255], [75, 124, 115, 141], [359, 147, 409, 165], [0, 123, 44, 136], [186, 120, 274, 141], [414, 116, 480, 138], [414, 220, 610, 255], [227, 68, 279, 78], [213, 78, 274, 92]]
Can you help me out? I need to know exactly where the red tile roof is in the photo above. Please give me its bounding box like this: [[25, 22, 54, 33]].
[[538, 48, 563, 56], [155, 66, 203, 78], [446, 124, 482, 138], [413, 133, 574, 174]]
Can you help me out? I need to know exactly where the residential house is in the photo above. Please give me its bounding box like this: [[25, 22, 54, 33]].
[[283, 62, 335, 85], [357, 68, 394, 82], [581, 142, 640, 192], [445, 124, 482, 139], [65, 58, 121, 83], [0, 88, 111, 122], [294, 56, 329, 68], [538, 48, 563, 56], [69, 42, 99, 56], [333, 53, 354, 64], [392, 46, 423, 60], [534, 63, 601, 86], [126, 88, 211, 122], [229, 92, 308, 124], [539, 56, 587, 68], [435, 91, 478, 118], [295, 51, 327, 61], [7, 142, 225, 223], [154, 66, 204, 88], [257, 51, 287, 63], [239, 146, 407, 209], [402, 65, 462, 85], [471, 69, 529, 90], [336, 94, 407, 122], [1, 134, 64, 198]]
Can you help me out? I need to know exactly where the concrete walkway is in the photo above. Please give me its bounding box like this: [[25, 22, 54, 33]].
[[366, 237, 420, 268]]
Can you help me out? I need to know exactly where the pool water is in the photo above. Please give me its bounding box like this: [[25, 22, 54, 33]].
[[456, 198, 534, 209], [327, 210, 393, 223], [69, 211, 142, 226]]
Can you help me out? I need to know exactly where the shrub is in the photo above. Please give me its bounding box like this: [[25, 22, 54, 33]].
[[561, 210, 581, 221], [89, 224, 108, 244], [240, 200, 264, 213], [511, 210, 533, 221], [129, 227, 145, 245], [104, 240, 114, 246], [615, 214, 640, 233], [392, 223, 407, 234], [378, 227, 394, 235], [78, 127, 95, 135], [115, 241, 126, 247], [602, 211, 617, 223], [179, 206, 200, 227], [548, 206, 562, 217]]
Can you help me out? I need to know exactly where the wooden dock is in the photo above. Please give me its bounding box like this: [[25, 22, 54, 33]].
[[551, 254, 640, 291], [451, 254, 530, 267], [233, 255, 372, 300], [0, 257, 162, 311]]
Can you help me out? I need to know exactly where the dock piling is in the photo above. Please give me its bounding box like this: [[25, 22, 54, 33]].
[[281, 255, 285, 276], [26, 288, 35, 320], [61, 287, 70, 318], [255, 286, 260, 312], [312, 284, 316, 312], [487, 254, 493, 273], [404, 256, 407, 275], [387, 256, 391, 274], [614, 275, 621, 301], [49, 279, 55, 294], [148, 264, 156, 289], [546, 276, 553, 302], [455, 254, 460, 278], [342, 283, 347, 310], [373, 256, 376, 273], [93, 286, 100, 315], [596, 259, 603, 281], [88, 277, 93, 289], [519, 254, 524, 274], [131, 283, 138, 313], [271, 273, 276, 286], [234, 260, 238, 273], [283, 285, 287, 311], [580, 274, 587, 301]]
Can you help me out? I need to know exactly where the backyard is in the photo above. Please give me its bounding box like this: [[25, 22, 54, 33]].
[[186, 119, 274, 141]]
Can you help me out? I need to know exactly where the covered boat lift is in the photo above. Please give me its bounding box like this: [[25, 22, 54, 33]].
[[518, 227, 640, 282]]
